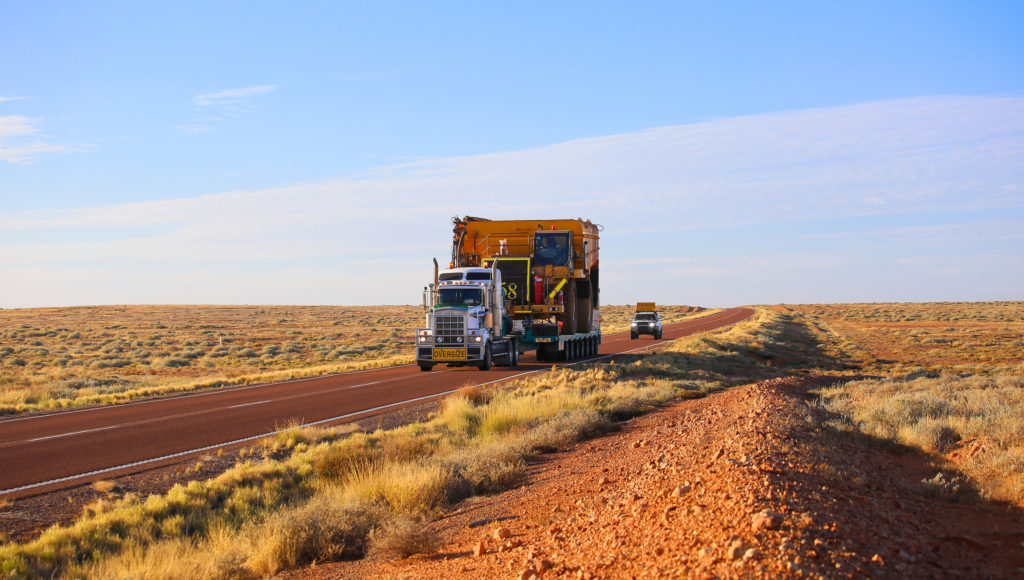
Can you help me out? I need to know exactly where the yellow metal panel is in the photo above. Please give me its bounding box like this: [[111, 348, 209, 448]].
[[462, 218, 600, 270]]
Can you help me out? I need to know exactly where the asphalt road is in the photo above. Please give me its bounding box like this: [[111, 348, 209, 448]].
[[0, 308, 754, 497]]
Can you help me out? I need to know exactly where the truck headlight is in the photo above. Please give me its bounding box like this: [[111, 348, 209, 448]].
[[473, 336, 482, 342], [418, 336, 428, 343]]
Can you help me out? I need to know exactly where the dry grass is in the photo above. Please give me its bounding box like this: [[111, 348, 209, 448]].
[[0, 305, 422, 414], [367, 515, 441, 560], [782, 302, 1024, 507], [91, 480, 118, 495], [11, 302, 1019, 577], [818, 374, 1024, 505], [778, 302, 1024, 375], [0, 304, 709, 415], [0, 306, 779, 579]]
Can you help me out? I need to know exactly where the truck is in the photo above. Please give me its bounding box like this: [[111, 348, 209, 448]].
[[416, 216, 602, 371], [630, 302, 662, 339]]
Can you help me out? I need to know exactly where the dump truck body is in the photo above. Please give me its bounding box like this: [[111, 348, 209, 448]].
[[451, 216, 600, 335]]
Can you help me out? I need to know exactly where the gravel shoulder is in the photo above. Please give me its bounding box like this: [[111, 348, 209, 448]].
[[287, 377, 1024, 579]]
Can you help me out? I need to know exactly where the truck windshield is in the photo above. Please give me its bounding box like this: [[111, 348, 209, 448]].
[[437, 288, 482, 307], [634, 313, 656, 320], [534, 232, 570, 267]]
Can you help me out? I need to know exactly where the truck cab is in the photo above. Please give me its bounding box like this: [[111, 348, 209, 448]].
[[437, 267, 494, 283], [416, 267, 517, 371]]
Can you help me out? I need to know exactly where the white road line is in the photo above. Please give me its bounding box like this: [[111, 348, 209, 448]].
[[347, 381, 380, 389], [227, 400, 271, 409], [27, 425, 119, 442]]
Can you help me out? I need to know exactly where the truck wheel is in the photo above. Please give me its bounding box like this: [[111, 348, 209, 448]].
[[630, 332, 638, 340], [479, 343, 492, 371], [561, 281, 577, 335], [419, 364, 433, 372], [656, 330, 663, 339], [510, 340, 519, 367], [576, 291, 592, 333]]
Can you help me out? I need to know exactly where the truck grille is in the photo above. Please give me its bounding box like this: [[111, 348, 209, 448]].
[[434, 314, 464, 339]]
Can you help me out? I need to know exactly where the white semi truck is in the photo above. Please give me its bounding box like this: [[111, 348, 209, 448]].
[[415, 217, 603, 371]]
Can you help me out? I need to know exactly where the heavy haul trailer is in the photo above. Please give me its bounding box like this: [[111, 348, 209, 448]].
[[415, 216, 602, 371]]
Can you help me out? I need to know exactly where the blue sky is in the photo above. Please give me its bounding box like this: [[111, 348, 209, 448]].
[[2, 1, 1022, 307]]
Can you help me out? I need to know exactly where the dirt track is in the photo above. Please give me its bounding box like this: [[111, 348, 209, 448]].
[[291, 377, 1024, 579]]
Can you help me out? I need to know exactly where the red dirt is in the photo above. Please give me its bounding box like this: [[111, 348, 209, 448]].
[[287, 377, 1024, 579]]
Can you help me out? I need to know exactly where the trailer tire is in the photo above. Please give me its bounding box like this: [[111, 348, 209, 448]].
[[479, 342, 492, 371]]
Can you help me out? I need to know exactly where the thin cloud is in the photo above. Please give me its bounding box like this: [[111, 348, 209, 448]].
[[0, 96, 27, 104], [192, 85, 278, 106], [177, 124, 214, 134], [3, 95, 1022, 306], [0, 115, 87, 164]]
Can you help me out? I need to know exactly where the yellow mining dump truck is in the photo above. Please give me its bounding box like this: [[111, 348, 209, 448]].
[[415, 216, 602, 370], [452, 216, 600, 335]]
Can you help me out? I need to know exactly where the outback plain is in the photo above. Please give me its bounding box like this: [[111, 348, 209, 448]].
[[1, 302, 1022, 578]]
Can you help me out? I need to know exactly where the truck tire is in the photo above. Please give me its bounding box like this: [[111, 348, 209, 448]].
[[630, 331, 638, 340], [479, 342, 492, 371], [510, 340, 519, 367], [656, 330, 663, 339], [561, 281, 577, 335], [576, 287, 592, 333], [419, 364, 433, 372]]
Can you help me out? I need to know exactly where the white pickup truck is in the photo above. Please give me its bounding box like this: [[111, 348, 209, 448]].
[[630, 303, 663, 339]]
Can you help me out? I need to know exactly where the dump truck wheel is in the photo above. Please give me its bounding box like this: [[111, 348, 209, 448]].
[[561, 281, 577, 335], [577, 292, 592, 333]]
